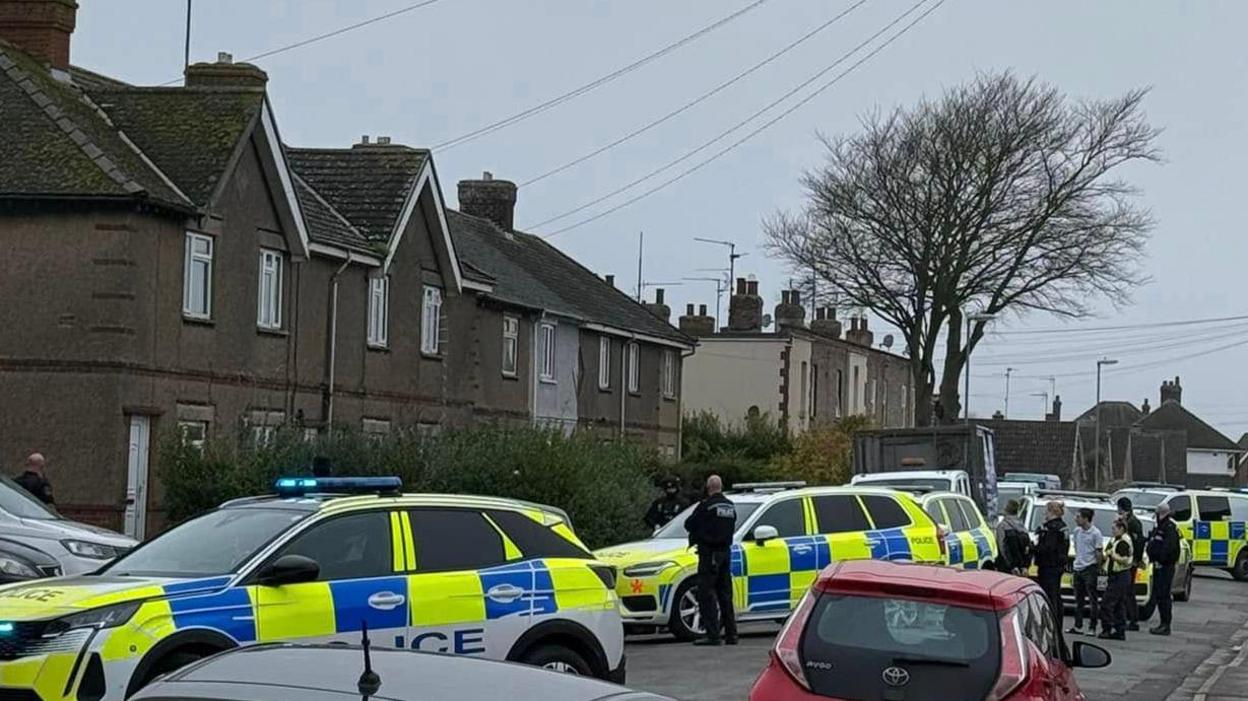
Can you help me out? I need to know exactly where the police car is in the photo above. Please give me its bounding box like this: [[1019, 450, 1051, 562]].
[[1112, 484, 1248, 581], [911, 490, 998, 569], [1021, 491, 1194, 606], [593, 482, 945, 640], [0, 477, 624, 701]]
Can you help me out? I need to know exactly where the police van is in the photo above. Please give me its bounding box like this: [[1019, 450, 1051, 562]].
[[0, 478, 624, 701], [1113, 484, 1248, 580], [594, 483, 945, 640]]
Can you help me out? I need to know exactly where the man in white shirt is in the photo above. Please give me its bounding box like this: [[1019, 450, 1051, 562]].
[[1069, 507, 1104, 634]]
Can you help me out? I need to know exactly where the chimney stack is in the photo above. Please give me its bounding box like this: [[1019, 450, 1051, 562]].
[[810, 307, 842, 339], [774, 289, 806, 332], [1160, 376, 1182, 405], [0, 0, 77, 70], [727, 277, 763, 332], [1141, 398, 1151, 415], [604, 274, 614, 288], [458, 172, 518, 231], [1046, 395, 1063, 422], [644, 288, 671, 321], [846, 316, 874, 347], [678, 303, 716, 337], [184, 50, 269, 89]]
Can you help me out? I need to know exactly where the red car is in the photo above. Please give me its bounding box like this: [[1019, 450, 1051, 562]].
[[749, 560, 1111, 701]]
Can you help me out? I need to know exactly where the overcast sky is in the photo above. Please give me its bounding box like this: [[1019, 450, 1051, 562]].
[[75, 1, 1248, 435]]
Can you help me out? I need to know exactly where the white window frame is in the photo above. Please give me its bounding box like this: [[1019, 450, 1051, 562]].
[[627, 342, 640, 394], [183, 232, 214, 319], [368, 276, 390, 348], [539, 322, 557, 382], [362, 418, 391, 441], [598, 336, 612, 390], [256, 249, 283, 330], [421, 286, 443, 355], [502, 315, 519, 377], [178, 420, 208, 453], [662, 349, 677, 399]]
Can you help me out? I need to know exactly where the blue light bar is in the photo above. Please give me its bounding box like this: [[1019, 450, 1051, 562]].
[[273, 476, 402, 496]]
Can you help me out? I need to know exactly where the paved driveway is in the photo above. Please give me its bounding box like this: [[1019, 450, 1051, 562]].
[[625, 569, 1248, 700]]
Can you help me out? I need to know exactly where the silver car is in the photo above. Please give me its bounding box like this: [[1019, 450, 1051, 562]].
[[0, 474, 136, 577]]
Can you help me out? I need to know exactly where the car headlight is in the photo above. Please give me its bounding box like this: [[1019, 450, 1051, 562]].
[[60, 540, 121, 561], [0, 553, 42, 579], [44, 601, 140, 637], [622, 561, 678, 578]]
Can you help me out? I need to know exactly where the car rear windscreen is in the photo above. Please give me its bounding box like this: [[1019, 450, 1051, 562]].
[[800, 594, 1000, 701]]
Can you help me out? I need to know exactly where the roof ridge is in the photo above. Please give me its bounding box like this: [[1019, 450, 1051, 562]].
[[0, 47, 152, 200], [292, 171, 367, 242], [286, 145, 432, 155]]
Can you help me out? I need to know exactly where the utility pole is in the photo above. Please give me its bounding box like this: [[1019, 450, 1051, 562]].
[[964, 312, 996, 421], [1004, 367, 1014, 419], [635, 232, 644, 302]]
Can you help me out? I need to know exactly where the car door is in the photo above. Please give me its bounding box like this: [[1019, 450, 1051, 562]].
[[811, 494, 875, 564], [737, 496, 812, 614], [1230, 496, 1248, 569], [859, 494, 918, 560], [1195, 495, 1234, 565], [405, 507, 526, 660], [251, 509, 409, 647], [923, 498, 959, 566], [942, 498, 972, 567], [955, 498, 996, 569]]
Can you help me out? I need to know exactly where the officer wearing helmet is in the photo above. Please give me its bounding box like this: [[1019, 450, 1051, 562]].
[[644, 475, 688, 531]]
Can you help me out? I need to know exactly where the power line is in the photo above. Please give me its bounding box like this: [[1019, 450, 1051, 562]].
[[431, 0, 773, 152], [991, 313, 1248, 336], [532, 0, 945, 237], [160, 0, 451, 86], [972, 323, 1248, 367], [519, 0, 871, 188]]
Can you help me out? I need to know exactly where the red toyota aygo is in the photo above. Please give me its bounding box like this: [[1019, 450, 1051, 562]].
[[749, 560, 1111, 701]]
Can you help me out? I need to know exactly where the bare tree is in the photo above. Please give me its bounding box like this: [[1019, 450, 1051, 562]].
[[766, 72, 1159, 426]]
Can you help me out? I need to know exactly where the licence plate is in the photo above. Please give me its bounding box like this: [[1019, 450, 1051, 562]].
[[1097, 576, 1108, 590]]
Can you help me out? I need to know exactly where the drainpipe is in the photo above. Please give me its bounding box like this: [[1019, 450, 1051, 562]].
[[323, 254, 353, 427], [678, 345, 696, 460]]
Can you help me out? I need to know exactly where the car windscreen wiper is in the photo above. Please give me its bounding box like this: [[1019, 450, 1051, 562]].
[[892, 654, 970, 668]]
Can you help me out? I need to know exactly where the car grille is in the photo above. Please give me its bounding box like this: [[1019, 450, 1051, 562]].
[[0, 623, 89, 661], [622, 596, 657, 612], [0, 689, 41, 701]]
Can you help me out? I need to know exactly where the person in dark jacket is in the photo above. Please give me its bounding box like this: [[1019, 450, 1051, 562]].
[[1033, 500, 1070, 625], [1140, 502, 1182, 636], [994, 500, 1032, 575], [644, 476, 687, 531], [1117, 497, 1146, 631], [14, 453, 54, 506], [685, 474, 737, 646]]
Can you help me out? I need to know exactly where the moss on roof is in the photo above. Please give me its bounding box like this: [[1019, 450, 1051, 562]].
[[287, 146, 428, 241]]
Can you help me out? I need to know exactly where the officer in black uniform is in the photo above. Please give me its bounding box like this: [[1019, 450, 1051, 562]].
[[14, 452, 54, 505], [1140, 502, 1181, 636], [644, 476, 687, 531], [685, 474, 737, 646]]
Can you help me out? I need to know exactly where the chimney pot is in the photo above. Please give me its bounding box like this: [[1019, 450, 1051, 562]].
[[746, 280, 759, 296], [781, 290, 790, 305], [0, 0, 79, 69], [458, 174, 518, 231], [217, 51, 233, 63], [791, 289, 801, 306], [736, 278, 747, 295], [686, 304, 695, 315], [377, 136, 391, 145], [698, 304, 707, 316], [655, 288, 665, 304], [360, 135, 370, 144], [604, 274, 614, 287]]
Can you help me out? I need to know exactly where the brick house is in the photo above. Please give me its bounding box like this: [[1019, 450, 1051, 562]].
[[0, 2, 691, 535], [679, 283, 913, 431]]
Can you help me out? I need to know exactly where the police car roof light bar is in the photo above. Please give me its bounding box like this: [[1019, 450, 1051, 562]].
[[1034, 489, 1111, 502], [1125, 481, 1185, 491], [732, 481, 807, 493], [273, 476, 403, 497], [879, 484, 937, 494]]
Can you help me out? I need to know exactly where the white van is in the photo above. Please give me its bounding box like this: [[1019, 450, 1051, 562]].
[[850, 470, 973, 499]]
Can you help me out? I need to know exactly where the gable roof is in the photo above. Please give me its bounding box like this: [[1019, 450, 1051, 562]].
[[0, 42, 190, 210], [448, 210, 692, 345], [1074, 401, 1142, 427], [292, 173, 373, 256], [286, 146, 428, 241], [87, 86, 264, 205], [1136, 400, 1241, 452]]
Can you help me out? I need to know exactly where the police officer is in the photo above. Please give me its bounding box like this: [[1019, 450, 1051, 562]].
[[1099, 518, 1134, 640], [14, 452, 54, 505], [685, 474, 737, 646], [644, 476, 687, 531], [1116, 496, 1145, 631], [1033, 500, 1069, 625], [1140, 502, 1181, 636]]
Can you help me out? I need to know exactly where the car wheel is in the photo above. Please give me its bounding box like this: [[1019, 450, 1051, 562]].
[[669, 579, 704, 641], [521, 644, 592, 676], [1174, 566, 1193, 602], [1233, 552, 1248, 582]]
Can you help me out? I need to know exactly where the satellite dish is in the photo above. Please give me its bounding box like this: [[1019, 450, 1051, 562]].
[[882, 334, 894, 349]]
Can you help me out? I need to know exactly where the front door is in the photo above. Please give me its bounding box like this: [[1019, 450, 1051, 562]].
[[124, 415, 150, 540], [738, 497, 812, 614], [251, 510, 410, 647]]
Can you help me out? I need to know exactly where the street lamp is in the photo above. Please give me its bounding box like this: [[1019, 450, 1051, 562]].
[[1095, 357, 1120, 488], [964, 312, 997, 422]]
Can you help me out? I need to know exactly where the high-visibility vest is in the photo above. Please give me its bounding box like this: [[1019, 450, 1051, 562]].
[[1105, 533, 1134, 575]]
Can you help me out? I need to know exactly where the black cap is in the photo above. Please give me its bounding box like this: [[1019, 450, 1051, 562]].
[[1117, 496, 1132, 512]]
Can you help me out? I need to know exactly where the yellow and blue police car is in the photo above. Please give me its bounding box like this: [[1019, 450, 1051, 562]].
[[1113, 485, 1248, 581], [912, 491, 998, 569], [593, 482, 945, 640], [0, 477, 625, 701]]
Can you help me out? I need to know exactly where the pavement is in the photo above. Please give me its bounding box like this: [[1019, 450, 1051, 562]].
[[624, 569, 1248, 701]]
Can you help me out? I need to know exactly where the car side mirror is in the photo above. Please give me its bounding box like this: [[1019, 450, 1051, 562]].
[[753, 525, 779, 544], [1070, 641, 1111, 669], [255, 554, 319, 587]]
